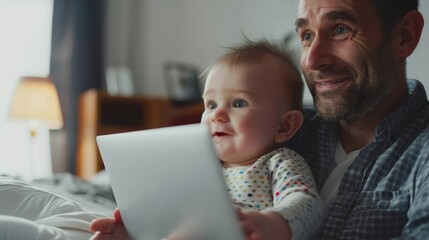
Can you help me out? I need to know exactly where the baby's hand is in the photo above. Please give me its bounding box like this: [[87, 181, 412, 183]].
[[237, 209, 271, 240], [237, 209, 291, 240], [90, 208, 130, 240]]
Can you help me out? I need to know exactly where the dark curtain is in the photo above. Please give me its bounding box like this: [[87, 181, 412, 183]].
[[50, 0, 105, 173]]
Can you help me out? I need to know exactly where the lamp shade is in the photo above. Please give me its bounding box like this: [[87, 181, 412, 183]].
[[9, 76, 63, 129]]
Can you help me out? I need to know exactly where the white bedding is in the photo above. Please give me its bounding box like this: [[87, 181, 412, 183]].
[[0, 176, 112, 240], [32, 172, 115, 216]]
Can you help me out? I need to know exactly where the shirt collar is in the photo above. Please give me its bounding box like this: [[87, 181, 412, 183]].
[[375, 79, 429, 144]]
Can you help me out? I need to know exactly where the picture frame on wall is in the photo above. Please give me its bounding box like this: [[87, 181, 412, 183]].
[[163, 62, 201, 106], [105, 66, 135, 96]]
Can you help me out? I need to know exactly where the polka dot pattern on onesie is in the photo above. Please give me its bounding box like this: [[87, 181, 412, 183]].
[[223, 147, 322, 240]]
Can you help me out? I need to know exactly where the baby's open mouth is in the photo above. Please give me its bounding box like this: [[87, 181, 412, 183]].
[[214, 132, 229, 137]]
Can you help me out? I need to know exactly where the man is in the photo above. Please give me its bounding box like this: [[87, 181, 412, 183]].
[[90, 0, 428, 239], [289, 0, 429, 239]]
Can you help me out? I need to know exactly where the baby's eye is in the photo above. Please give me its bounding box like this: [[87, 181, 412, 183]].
[[232, 99, 249, 108], [206, 100, 217, 110]]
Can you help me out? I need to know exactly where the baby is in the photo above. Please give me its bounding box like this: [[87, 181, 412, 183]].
[[200, 37, 322, 240]]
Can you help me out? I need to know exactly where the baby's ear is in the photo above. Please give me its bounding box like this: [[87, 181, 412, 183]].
[[275, 110, 304, 143]]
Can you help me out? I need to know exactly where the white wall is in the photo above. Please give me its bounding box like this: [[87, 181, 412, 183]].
[[408, 1, 429, 86], [105, 0, 429, 105]]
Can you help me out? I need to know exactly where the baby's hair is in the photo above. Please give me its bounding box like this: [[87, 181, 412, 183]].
[[203, 36, 304, 110]]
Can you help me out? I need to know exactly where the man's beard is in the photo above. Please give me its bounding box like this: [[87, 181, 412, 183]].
[[307, 42, 397, 122]]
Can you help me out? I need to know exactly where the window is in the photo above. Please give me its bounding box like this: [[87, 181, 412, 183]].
[[0, 0, 54, 178]]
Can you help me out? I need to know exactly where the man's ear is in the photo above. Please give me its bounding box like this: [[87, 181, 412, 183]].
[[275, 110, 304, 143], [394, 10, 424, 58]]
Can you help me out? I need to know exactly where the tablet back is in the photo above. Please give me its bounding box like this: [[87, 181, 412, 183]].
[[96, 124, 245, 240]]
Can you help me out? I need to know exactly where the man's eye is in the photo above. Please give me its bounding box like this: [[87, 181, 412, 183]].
[[299, 31, 314, 46], [207, 101, 217, 110], [232, 99, 249, 108], [303, 32, 313, 41], [333, 25, 350, 37]]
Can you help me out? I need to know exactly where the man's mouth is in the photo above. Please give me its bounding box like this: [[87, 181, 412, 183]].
[[319, 78, 347, 86], [316, 77, 350, 91]]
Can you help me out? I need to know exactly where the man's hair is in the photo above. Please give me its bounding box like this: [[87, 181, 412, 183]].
[[372, 0, 419, 36], [204, 37, 304, 110]]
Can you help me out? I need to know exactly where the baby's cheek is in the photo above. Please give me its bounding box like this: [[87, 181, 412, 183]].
[[200, 112, 209, 124], [213, 141, 229, 159]]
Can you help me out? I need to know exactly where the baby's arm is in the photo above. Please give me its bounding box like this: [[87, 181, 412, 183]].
[[90, 208, 130, 240], [268, 148, 323, 240]]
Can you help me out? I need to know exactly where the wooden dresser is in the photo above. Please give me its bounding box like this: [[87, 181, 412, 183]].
[[76, 89, 204, 179]]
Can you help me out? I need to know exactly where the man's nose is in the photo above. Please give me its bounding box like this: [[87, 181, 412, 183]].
[[302, 35, 334, 71]]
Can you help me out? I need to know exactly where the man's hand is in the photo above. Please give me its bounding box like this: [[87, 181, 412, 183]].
[[90, 208, 131, 240]]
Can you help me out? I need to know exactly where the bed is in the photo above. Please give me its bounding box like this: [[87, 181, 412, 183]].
[[31, 171, 116, 215], [0, 170, 116, 239]]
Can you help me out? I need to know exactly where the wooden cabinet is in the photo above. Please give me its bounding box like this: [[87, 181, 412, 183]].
[[76, 89, 204, 179]]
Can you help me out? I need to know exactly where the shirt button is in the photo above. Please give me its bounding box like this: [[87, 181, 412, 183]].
[[355, 198, 362, 206], [378, 200, 389, 208]]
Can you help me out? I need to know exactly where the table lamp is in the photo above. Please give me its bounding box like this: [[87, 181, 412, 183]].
[[8, 76, 63, 181]]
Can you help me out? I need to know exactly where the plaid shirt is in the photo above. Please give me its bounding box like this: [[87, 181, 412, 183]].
[[286, 80, 429, 240]]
